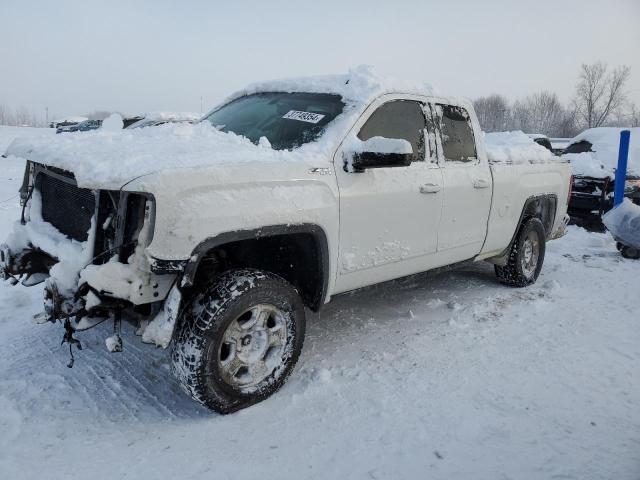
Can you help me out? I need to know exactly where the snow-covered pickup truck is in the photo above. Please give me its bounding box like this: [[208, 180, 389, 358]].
[[1, 68, 571, 413]]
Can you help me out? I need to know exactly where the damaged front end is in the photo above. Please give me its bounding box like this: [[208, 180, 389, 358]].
[[1, 161, 184, 364]]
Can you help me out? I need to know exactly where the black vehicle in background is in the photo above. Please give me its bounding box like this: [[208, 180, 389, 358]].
[[527, 134, 554, 152], [564, 131, 640, 231]]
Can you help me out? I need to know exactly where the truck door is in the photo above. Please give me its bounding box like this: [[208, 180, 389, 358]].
[[430, 103, 492, 259], [333, 97, 443, 294]]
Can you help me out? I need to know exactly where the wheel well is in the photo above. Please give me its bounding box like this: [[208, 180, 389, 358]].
[[184, 227, 328, 311], [521, 195, 557, 238], [488, 194, 557, 266]]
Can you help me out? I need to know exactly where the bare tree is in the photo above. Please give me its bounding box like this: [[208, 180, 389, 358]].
[[473, 94, 511, 132], [0, 104, 10, 125], [555, 109, 579, 137], [573, 61, 630, 129], [610, 102, 640, 127], [512, 91, 570, 135], [630, 103, 640, 127]]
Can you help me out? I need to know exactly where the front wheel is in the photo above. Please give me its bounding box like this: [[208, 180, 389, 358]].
[[171, 269, 306, 413], [495, 217, 546, 287]]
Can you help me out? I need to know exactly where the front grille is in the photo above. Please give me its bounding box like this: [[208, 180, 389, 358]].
[[35, 173, 96, 242]]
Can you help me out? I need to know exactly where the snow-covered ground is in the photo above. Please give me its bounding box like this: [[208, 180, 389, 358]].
[[1, 126, 639, 479]]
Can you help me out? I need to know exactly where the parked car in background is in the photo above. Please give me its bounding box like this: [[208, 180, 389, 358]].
[[126, 112, 200, 129], [49, 116, 88, 130], [55, 115, 149, 133], [549, 137, 571, 156], [563, 128, 640, 230], [56, 119, 102, 134], [527, 134, 554, 152], [122, 115, 144, 128]]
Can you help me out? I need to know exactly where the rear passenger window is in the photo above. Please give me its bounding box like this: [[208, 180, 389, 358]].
[[358, 100, 426, 162], [438, 105, 476, 162]]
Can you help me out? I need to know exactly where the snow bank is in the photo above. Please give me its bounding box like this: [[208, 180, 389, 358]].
[[563, 127, 640, 179], [4, 66, 438, 188], [484, 131, 557, 164]]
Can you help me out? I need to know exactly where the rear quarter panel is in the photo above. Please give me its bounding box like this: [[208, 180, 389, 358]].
[[481, 161, 571, 257]]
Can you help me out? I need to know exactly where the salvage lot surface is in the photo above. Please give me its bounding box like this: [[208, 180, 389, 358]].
[[1, 127, 639, 479]]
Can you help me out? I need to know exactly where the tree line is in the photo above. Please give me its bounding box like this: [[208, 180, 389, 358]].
[[0, 104, 46, 127], [0, 107, 114, 128], [474, 61, 639, 138]]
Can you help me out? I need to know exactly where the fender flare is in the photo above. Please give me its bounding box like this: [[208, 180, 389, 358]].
[[490, 194, 558, 265], [179, 223, 330, 309]]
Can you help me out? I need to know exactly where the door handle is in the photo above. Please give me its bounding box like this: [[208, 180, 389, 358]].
[[473, 179, 490, 189], [420, 183, 441, 194]]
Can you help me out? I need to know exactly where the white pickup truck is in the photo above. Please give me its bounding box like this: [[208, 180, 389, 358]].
[[1, 68, 571, 413]]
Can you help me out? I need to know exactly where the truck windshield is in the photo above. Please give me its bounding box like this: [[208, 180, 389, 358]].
[[203, 92, 345, 150]]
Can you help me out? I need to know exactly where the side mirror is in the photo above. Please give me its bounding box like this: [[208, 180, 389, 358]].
[[345, 137, 413, 173]]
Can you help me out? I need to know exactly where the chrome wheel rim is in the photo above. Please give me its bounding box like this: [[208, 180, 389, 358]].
[[521, 231, 540, 278], [218, 304, 288, 392]]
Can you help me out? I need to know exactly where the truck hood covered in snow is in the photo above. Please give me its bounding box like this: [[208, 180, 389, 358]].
[[4, 122, 334, 189], [4, 66, 443, 189]]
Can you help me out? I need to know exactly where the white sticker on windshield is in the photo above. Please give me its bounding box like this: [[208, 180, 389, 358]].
[[282, 110, 325, 124]]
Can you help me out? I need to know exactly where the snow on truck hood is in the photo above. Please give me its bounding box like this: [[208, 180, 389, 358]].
[[563, 127, 640, 179], [5, 122, 319, 188]]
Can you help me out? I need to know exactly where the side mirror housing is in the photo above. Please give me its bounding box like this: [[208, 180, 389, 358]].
[[345, 137, 413, 173]]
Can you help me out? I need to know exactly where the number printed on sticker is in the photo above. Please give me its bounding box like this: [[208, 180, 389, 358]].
[[282, 110, 325, 124]]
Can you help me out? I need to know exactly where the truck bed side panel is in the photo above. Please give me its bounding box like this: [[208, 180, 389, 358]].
[[481, 162, 571, 257]]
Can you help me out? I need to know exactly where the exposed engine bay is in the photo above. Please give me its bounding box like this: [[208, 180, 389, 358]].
[[0, 161, 180, 365]]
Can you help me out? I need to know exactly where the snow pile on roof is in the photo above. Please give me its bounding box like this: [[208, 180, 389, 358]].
[[484, 131, 557, 164], [4, 66, 440, 188], [52, 116, 88, 124], [101, 113, 123, 131], [563, 127, 640, 178], [218, 64, 436, 109]]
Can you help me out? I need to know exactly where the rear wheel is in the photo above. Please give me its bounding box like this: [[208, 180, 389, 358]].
[[620, 245, 640, 260], [495, 218, 546, 287], [171, 269, 306, 413]]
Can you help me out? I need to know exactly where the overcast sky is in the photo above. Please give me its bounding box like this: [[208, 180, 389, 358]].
[[1, 0, 639, 120]]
